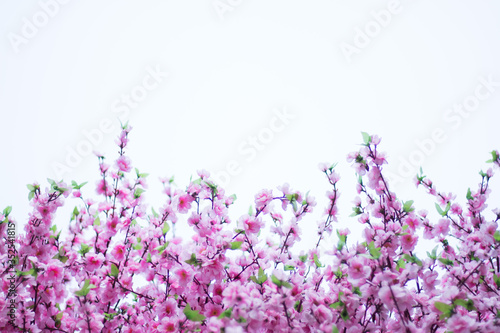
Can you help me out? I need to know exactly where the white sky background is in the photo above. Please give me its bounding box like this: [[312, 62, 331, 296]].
[[1, 0, 499, 255]]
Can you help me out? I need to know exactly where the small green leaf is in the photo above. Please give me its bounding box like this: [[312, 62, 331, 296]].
[[337, 230, 347, 251], [75, 279, 96, 297], [403, 200, 414, 213], [110, 264, 119, 277], [352, 286, 362, 296], [332, 326, 340, 333], [230, 241, 243, 250], [340, 307, 349, 321], [329, 301, 343, 309], [162, 222, 170, 235], [299, 255, 308, 263], [453, 299, 476, 311], [134, 188, 145, 199], [438, 258, 454, 266], [368, 241, 381, 260], [218, 307, 232, 319], [350, 206, 362, 217], [396, 258, 406, 270], [294, 300, 303, 313], [434, 301, 453, 319], [271, 274, 291, 289], [466, 188, 473, 200], [361, 132, 371, 145], [494, 231, 500, 242], [487, 150, 499, 163], [493, 274, 500, 288], [426, 246, 438, 260], [313, 253, 322, 268], [78, 244, 92, 256], [3, 206, 12, 217], [435, 203, 444, 216], [183, 303, 206, 322], [185, 253, 201, 267], [284, 265, 295, 271], [257, 268, 267, 284]]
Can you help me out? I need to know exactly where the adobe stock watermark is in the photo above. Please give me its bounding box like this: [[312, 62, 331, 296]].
[[212, 0, 244, 20], [212, 106, 295, 187], [7, 0, 72, 54], [386, 74, 499, 186], [51, 65, 168, 179], [339, 0, 403, 63]]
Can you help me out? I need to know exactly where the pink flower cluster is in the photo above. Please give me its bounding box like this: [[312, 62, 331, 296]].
[[1, 128, 499, 332]]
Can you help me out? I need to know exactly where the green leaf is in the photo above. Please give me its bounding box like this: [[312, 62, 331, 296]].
[[494, 231, 500, 242], [218, 307, 232, 319], [487, 150, 499, 163], [271, 274, 292, 289], [134, 188, 145, 199], [71, 181, 88, 190], [299, 255, 308, 263], [183, 303, 206, 322], [349, 206, 362, 217], [284, 265, 295, 271], [340, 307, 349, 321], [3, 206, 12, 217], [403, 200, 414, 213], [435, 203, 444, 216], [93, 217, 100, 226], [361, 132, 371, 145], [151, 207, 159, 218], [110, 264, 119, 277], [313, 253, 322, 268], [257, 268, 267, 283], [185, 253, 201, 267], [453, 299, 476, 311], [332, 326, 340, 333], [396, 258, 406, 270], [75, 279, 97, 297], [466, 188, 473, 200], [329, 301, 343, 309], [337, 230, 347, 251], [78, 244, 92, 256], [248, 205, 254, 216], [352, 286, 362, 296], [294, 300, 303, 313], [368, 241, 381, 260], [230, 241, 243, 250], [403, 253, 422, 267], [162, 222, 170, 235], [434, 301, 453, 319], [493, 274, 500, 288], [426, 246, 438, 260], [438, 258, 454, 266]]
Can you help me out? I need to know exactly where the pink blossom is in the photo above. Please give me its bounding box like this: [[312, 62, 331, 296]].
[[116, 155, 132, 172], [111, 244, 126, 261], [401, 233, 418, 252], [176, 193, 194, 213], [86, 253, 104, 272], [446, 314, 476, 333], [348, 257, 370, 280], [174, 267, 193, 287], [239, 215, 263, 234]]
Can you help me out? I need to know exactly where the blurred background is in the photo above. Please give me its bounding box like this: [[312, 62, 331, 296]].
[[1, 0, 499, 253]]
